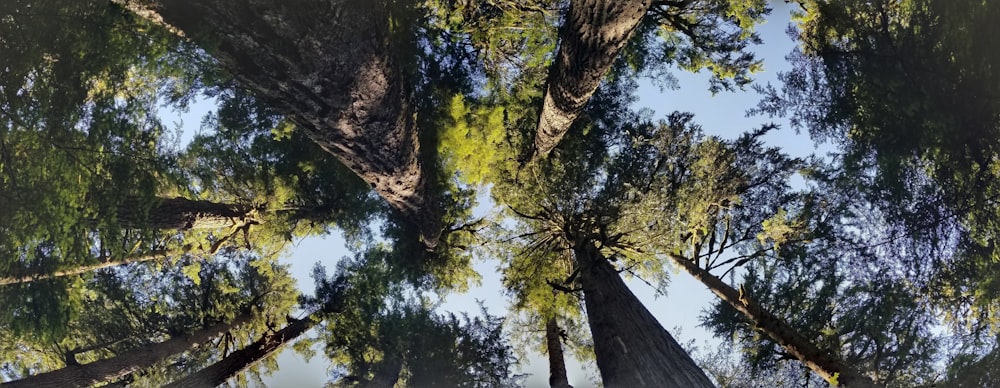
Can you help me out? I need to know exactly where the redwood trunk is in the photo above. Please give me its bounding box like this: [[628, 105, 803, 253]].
[[113, 196, 253, 231], [0, 250, 168, 286], [1, 313, 253, 388], [531, 0, 652, 161], [116, 0, 442, 248], [163, 313, 320, 388], [574, 243, 714, 387], [667, 253, 880, 388], [545, 317, 573, 388]]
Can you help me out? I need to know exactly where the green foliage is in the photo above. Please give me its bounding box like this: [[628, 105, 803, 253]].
[[0, 249, 299, 384], [701, 172, 948, 386], [641, 0, 770, 93], [0, 0, 206, 338], [305, 247, 519, 387], [751, 0, 1000, 362], [421, 0, 561, 86], [179, 88, 382, 245], [758, 0, 1000, 246], [8, 0, 1000, 385], [438, 94, 507, 185]]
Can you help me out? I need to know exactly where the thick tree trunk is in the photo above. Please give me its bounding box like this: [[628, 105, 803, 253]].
[[545, 317, 573, 388], [106, 196, 254, 231], [115, 0, 442, 248], [531, 0, 652, 162], [128, 197, 253, 230], [574, 242, 714, 387], [0, 250, 168, 286], [163, 313, 320, 388], [667, 253, 881, 388], [1, 312, 253, 388]]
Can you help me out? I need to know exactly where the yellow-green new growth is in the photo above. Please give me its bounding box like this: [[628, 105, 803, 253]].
[[437, 94, 506, 185]]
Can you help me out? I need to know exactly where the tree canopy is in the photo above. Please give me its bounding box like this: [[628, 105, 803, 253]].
[[3, 0, 1000, 387]]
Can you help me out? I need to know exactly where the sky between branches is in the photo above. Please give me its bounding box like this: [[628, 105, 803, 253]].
[[151, 3, 808, 386]]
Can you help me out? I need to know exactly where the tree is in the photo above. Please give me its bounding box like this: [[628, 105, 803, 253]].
[[305, 247, 520, 387], [115, 0, 447, 248], [575, 241, 715, 387], [0, 0, 190, 287], [161, 312, 321, 388], [494, 108, 728, 385], [669, 252, 878, 387], [0, 250, 169, 286], [545, 317, 573, 388], [529, 0, 652, 161], [1, 312, 253, 388], [528, 0, 770, 161], [740, 1, 1000, 382], [0, 249, 300, 387], [755, 0, 1000, 338]]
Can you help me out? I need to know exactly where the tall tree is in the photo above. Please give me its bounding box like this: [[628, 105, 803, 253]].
[[744, 1, 1000, 382], [0, 250, 168, 286], [306, 247, 519, 387], [1, 312, 252, 388], [494, 109, 723, 385], [669, 252, 878, 387], [0, 0, 188, 286], [115, 0, 446, 248], [528, 0, 770, 161], [161, 312, 321, 388], [574, 241, 714, 387], [754, 0, 1000, 336], [529, 0, 652, 161], [545, 317, 573, 388], [0, 249, 300, 386]]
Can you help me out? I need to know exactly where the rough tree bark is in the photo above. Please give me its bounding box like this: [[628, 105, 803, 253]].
[[667, 253, 881, 388], [115, 0, 442, 248], [163, 313, 320, 388], [574, 242, 714, 387], [118, 197, 254, 231], [530, 0, 652, 162], [546, 317, 573, 388], [1, 312, 253, 388]]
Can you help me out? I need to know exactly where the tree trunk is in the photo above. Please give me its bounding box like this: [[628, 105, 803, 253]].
[[530, 0, 652, 162], [115, 0, 442, 248], [667, 253, 881, 388], [163, 313, 320, 388], [110, 196, 254, 231], [359, 354, 404, 388], [574, 242, 714, 387], [0, 250, 169, 286], [545, 317, 573, 388], [1, 312, 253, 388]]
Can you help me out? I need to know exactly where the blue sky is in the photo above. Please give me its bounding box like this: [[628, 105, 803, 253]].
[[158, 3, 810, 386]]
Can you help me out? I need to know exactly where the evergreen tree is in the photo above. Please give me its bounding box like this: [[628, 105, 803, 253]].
[[306, 247, 520, 388], [114, 0, 449, 248]]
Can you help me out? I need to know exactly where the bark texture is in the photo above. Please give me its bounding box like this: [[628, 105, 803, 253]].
[[1, 313, 253, 388], [116, 197, 253, 231], [163, 313, 320, 388], [0, 250, 168, 286], [545, 317, 573, 388], [574, 243, 714, 387], [116, 0, 442, 248], [668, 253, 881, 388], [531, 0, 652, 161]]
